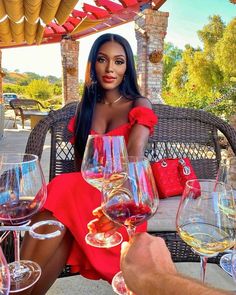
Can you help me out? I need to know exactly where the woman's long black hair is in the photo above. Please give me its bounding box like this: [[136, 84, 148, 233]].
[[74, 33, 142, 158]]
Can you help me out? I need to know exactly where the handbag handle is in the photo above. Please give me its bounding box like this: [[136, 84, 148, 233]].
[[178, 158, 191, 176]]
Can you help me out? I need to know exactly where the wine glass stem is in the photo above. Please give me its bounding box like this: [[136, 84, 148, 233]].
[[13, 230, 20, 264], [200, 256, 208, 283]]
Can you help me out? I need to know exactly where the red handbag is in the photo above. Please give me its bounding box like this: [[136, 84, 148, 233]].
[[151, 158, 198, 199]]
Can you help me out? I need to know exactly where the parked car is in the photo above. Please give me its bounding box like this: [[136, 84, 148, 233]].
[[3, 93, 19, 109]]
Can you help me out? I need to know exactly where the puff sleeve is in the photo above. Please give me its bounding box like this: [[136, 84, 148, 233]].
[[128, 106, 158, 135]]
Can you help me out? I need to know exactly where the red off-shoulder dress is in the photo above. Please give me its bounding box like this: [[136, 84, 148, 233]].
[[43, 106, 157, 283]]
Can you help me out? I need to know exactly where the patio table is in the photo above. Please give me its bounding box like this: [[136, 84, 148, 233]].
[[30, 112, 48, 129], [148, 197, 236, 292]]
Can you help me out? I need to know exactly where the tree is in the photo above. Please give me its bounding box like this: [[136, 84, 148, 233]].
[[215, 18, 236, 79], [162, 42, 182, 88], [197, 15, 225, 53], [26, 79, 53, 100], [162, 15, 235, 120]]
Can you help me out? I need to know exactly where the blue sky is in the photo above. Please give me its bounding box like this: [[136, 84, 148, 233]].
[[162, 0, 235, 49], [1, 0, 235, 79]]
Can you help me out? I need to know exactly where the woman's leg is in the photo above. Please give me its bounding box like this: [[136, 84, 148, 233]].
[[19, 210, 73, 295]]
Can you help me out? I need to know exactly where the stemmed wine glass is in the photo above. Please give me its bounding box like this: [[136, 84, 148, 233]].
[[217, 157, 236, 276], [102, 156, 159, 295], [176, 179, 235, 283], [0, 153, 64, 293], [0, 246, 10, 295], [232, 247, 236, 283], [81, 135, 128, 248]]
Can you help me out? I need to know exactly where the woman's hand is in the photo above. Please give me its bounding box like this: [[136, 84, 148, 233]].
[[87, 206, 120, 236]]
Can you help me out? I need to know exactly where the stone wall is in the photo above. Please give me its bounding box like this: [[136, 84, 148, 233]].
[[135, 10, 169, 103], [61, 39, 79, 104]]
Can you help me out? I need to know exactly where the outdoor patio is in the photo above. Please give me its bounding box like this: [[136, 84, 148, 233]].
[[0, 111, 236, 295]]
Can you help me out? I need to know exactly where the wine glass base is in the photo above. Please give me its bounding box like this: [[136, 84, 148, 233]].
[[220, 254, 232, 276], [112, 271, 130, 295], [85, 232, 123, 248], [8, 260, 41, 293]]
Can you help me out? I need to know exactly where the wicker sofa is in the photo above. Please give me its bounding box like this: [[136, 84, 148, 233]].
[[2, 101, 236, 276]]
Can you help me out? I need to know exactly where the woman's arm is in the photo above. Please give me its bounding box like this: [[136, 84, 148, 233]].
[[127, 98, 153, 156]]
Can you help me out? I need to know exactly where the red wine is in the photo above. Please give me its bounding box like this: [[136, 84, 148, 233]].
[[103, 201, 152, 227], [0, 198, 39, 225]]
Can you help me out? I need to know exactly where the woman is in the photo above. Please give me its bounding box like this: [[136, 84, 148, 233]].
[[20, 33, 157, 294]]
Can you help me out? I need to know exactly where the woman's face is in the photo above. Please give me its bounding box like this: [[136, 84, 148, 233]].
[[95, 41, 127, 91]]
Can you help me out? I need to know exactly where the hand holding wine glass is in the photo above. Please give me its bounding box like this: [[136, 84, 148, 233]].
[[102, 156, 159, 295], [176, 179, 235, 283], [81, 135, 128, 248]]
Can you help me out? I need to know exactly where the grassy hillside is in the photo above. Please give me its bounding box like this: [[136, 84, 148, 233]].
[[2, 69, 61, 86]]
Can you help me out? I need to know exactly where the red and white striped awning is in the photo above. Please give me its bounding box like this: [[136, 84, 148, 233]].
[[0, 0, 166, 49]]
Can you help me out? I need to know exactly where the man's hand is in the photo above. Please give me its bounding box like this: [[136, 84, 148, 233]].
[[120, 233, 176, 294]]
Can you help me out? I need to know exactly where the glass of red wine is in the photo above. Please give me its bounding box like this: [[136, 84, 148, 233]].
[[102, 156, 159, 295], [0, 153, 64, 293], [81, 135, 129, 248]]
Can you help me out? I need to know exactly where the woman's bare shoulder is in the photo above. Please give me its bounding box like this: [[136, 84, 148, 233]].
[[133, 97, 152, 109]]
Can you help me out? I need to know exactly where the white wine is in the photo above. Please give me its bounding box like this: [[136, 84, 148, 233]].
[[103, 172, 128, 191], [177, 223, 234, 256]]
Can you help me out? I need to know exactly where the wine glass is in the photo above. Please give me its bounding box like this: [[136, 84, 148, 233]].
[[102, 156, 159, 295], [217, 156, 236, 276], [217, 157, 236, 190], [0, 246, 10, 295], [232, 247, 236, 283], [81, 135, 128, 248], [176, 179, 235, 283], [0, 153, 63, 293]]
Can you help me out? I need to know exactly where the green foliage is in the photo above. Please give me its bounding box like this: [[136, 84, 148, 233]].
[[44, 96, 63, 109], [53, 83, 62, 96], [162, 15, 235, 120], [3, 83, 24, 95], [215, 18, 236, 78], [186, 51, 223, 95], [25, 79, 53, 101], [162, 42, 182, 88], [3, 71, 61, 86], [2, 70, 63, 110], [197, 15, 225, 52], [78, 80, 84, 98]]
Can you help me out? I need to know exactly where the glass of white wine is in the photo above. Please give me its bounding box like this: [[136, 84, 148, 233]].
[[176, 179, 235, 282], [81, 135, 128, 248], [217, 156, 236, 276]]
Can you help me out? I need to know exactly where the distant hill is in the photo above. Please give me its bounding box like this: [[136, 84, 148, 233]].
[[2, 69, 61, 85]]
